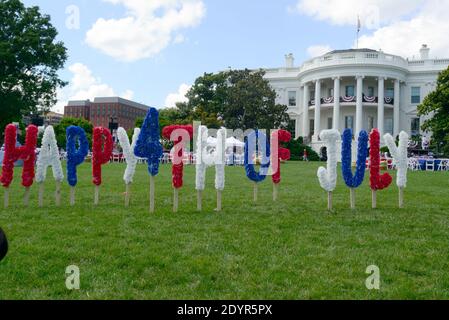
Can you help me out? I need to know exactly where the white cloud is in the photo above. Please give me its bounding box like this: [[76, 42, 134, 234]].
[[85, 0, 206, 62], [54, 63, 134, 113], [358, 1, 449, 58], [292, 0, 449, 59], [307, 45, 332, 57], [164, 83, 191, 108]]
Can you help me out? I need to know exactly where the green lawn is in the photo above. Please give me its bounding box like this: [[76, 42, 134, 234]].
[[0, 161, 449, 299]]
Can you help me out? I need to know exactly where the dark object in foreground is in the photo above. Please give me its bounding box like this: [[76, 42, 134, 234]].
[[0, 227, 8, 262]]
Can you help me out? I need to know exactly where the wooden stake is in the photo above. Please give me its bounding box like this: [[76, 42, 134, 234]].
[[94, 185, 99, 205], [399, 187, 404, 208], [253, 182, 258, 202], [273, 183, 279, 201], [55, 181, 61, 206], [150, 176, 155, 213], [70, 186, 75, 206], [4, 188, 9, 208], [24, 187, 30, 206], [350, 188, 355, 209], [216, 190, 222, 212], [38, 183, 44, 207], [125, 183, 131, 207], [173, 188, 179, 213], [327, 191, 333, 211], [197, 190, 202, 211], [372, 190, 377, 209]]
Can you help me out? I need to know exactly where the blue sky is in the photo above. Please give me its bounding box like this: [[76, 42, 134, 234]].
[[21, 0, 448, 112]]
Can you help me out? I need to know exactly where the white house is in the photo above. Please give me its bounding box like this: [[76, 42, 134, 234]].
[[264, 45, 449, 153]]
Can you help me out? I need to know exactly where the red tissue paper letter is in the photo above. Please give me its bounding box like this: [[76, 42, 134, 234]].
[[162, 125, 193, 189], [92, 127, 113, 186], [271, 130, 292, 184], [369, 128, 392, 190], [0, 124, 38, 188]]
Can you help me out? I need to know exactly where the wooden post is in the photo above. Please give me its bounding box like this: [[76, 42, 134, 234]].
[[24, 187, 30, 206], [273, 183, 279, 201], [173, 188, 179, 213], [70, 187, 75, 206], [216, 190, 222, 212], [399, 187, 404, 208], [372, 190, 377, 209], [197, 190, 202, 211], [38, 183, 44, 207], [253, 182, 258, 202], [350, 188, 355, 209], [55, 181, 61, 206], [4, 188, 9, 208], [327, 191, 333, 211], [150, 176, 155, 213], [125, 183, 131, 207], [94, 185, 99, 205]]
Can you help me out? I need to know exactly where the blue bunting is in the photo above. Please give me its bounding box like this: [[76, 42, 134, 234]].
[[134, 107, 163, 176], [66, 126, 89, 187], [341, 129, 368, 188], [244, 130, 270, 183]]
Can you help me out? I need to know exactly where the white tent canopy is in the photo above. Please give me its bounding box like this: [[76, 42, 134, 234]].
[[207, 136, 245, 148]]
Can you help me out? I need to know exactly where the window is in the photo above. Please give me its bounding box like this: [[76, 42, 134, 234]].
[[345, 116, 354, 130], [327, 117, 333, 129], [309, 119, 315, 137], [411, 118, 420, 136], [411, 87, 421, 104], [328, 88, 334, 97], [311, 90, 315, 99], [367, 86, 374, 97], [368, 116, 374, 131], [288, 91, 296, 106], [385, 118, 393, 135], [345, 85, 355, 96], [386, 88, 394, 98]]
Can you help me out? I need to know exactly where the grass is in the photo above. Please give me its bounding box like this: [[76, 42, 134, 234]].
[[0, 161, 449, 299]]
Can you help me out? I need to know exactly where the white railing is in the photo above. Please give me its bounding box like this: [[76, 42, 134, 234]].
[[298, 51, 408, 73]]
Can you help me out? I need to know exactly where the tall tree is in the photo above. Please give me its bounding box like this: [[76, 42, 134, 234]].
[[417, 66, 449, 155], [184, 69, 290, 130], [0, 0, 67, 133]]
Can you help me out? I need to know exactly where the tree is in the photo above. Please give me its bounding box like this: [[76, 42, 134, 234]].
[[417, 66, 449, 155], [53, 117, 93, 149], [184, 69, 290, 130], [0, 0, 68, 133]]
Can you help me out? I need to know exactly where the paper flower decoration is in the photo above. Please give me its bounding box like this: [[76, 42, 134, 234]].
[[92, 127, 113, 186], [134, 108, 163, 177], [36, 125, 64, 184], [0, 124, 38, 188], [66, 126, 89, 187], [245, 130, 270, 183], [271, 129, 292, 185], [117, 127, 140, 184], [317, 129, 340, 192], [384, 131, 409, 188], [341, 129, 368, 188], [369, 129, 392, 190]]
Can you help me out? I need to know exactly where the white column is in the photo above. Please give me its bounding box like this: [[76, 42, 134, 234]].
[[378, 77, 385, 137], [314, 80, 321, 140], [302, 83, 310, 138], [355, 75, 364, 136], [333, 77, 341, 130], [393, 79, 400, 138]]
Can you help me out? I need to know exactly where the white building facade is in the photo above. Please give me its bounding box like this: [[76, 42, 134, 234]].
[[264, 45, 449, 152]]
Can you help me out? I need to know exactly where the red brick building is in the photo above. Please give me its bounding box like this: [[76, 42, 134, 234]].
[[64, 97, 149, 130]]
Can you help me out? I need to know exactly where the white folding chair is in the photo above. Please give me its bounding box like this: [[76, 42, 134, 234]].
[[426, 160, 435, 171], [438, 159, 449, 171]]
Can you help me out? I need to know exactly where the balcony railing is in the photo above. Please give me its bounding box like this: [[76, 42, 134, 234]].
[[309, 96, 394, 106]]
